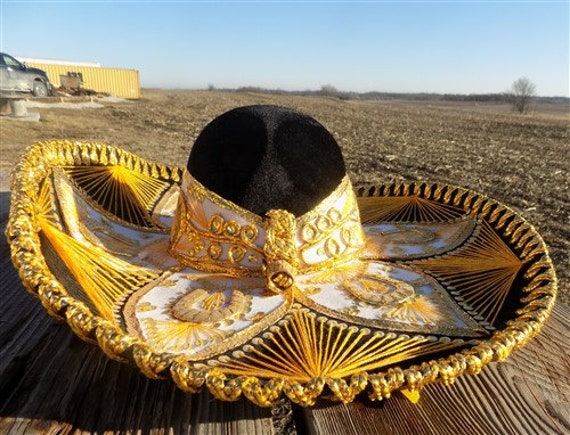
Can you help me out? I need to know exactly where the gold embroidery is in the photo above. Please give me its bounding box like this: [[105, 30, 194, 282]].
[[63, 165, 171, 230], [263, 210, 297, 267], [342, 273, 415, 306], [305, 261, 368, 284], [217, 308, 468, 383], [170, 172, 366, 283], [169, 179, 264, 273], [38, 213, 159, 320], [304, 287, 322, 296], [373, 228, 437, 244], [36, 177, 62, 228], [7, 141, 557, 407], [299, 190, 364, 265], [384, 295, 442, 324], [296, 263, 488, 337], [358, 195, 465, 223], [186, 188, 209, 230], [172, 288, 248, 323], [342, 305, 360, 316], [123, 272, 294, 360], [362, 218, 477, 261], [263, 209, 298, 293], [412, 221, 523, 326], [136, 302, 156, 312], [143, 318, 230, 352]]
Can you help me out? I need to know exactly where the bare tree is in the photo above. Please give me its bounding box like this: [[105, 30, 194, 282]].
[[510, 77, 536, 114], [319, 84, 339, 97]]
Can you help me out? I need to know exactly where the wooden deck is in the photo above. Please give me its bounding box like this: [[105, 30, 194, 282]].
[[1, 189, 568, 434]]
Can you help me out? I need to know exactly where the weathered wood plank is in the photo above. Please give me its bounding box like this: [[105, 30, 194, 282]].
[[298, 302, 570, 435], [2, 186, 568, 435], [0, 268, 276, 434], [0, 193, 277, 435]]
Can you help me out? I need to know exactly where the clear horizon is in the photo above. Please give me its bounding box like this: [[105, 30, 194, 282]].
[[1, 1, 568, 98]]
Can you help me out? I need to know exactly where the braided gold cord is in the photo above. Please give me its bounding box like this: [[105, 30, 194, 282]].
[[263, 209, 298, 293], [6, 141, 557, 407]]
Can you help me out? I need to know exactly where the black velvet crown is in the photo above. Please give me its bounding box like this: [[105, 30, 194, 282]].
[[187, 105, 346, 216]]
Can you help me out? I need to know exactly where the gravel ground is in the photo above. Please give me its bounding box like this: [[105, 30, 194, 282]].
[[1, 89, 568, 305]]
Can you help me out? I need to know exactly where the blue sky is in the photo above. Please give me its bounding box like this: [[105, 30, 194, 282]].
[[1, 1, 568, 97]]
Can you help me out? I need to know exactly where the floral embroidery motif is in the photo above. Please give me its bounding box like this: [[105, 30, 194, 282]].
[[172, 288, 249, 323], [384, 295, 442, 325], [50, 165, 490, 360], [263, 209, 298, 293], [169, 172, 366, 280], [123, 272, 293, 360], [143, 318, 230, 352], [342, 272, 415, 306], [11, 141, 553, 406]]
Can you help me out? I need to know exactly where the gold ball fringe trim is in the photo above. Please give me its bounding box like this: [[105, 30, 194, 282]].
[[6, 141, 557, 407]]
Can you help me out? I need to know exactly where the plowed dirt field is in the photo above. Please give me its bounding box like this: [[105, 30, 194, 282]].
[[1, 89, 568, 303]]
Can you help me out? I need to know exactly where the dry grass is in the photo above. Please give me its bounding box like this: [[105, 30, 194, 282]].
[[1, 89, 568, 304]]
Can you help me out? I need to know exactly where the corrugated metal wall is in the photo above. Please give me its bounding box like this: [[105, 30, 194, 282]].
[[25, 62, 140, 99]]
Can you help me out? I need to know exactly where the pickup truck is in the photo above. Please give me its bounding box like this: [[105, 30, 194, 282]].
[[0, 52, 51, 97]]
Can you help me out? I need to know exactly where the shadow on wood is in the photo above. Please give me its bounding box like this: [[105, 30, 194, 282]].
[[2, 188, 569, 434], [294, 303, 570, 435], [0, 192, 275, 434]]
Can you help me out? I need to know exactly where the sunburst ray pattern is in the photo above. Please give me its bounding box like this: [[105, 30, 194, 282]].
[[64, 165, 171, 228], [384, 296, 442, 325], [142, 318, 230, 352], [358, 196, 465, 224], [38, 215, 159, 320], [217, 308, 465, 382], [36, 178, 63, 228], [413, 221, 523, 325]]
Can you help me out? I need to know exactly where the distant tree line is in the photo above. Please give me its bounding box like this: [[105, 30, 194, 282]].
[[208, 79, 567, 109], [442, 93, 511, 102]]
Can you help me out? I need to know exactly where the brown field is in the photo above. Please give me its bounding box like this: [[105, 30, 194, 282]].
[[1, 89, 568, 304]]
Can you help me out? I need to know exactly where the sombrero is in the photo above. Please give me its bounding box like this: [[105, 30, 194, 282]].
[[7, 105, 557, 407]]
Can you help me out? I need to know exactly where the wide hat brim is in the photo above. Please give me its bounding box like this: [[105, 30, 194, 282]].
[[7, 141, 557, 407]]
